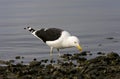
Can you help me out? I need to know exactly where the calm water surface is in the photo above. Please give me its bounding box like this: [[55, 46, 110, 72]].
[[0, 0, 120, 62]]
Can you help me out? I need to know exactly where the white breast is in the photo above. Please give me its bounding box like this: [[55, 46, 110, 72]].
[[46, 31, 71, 48]]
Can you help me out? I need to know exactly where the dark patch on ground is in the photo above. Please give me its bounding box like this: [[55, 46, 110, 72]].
[[0, 52, 120, 79]]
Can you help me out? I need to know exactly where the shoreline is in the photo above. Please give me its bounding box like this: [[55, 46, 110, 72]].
[[0, 52, 120, 79]]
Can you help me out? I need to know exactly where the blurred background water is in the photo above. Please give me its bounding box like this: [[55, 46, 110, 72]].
[[0, 0, 120, 62]]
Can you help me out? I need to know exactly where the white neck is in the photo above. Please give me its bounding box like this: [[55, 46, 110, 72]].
[[62, 37, 73, 48]]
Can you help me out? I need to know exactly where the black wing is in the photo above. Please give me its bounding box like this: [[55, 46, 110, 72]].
[[35, 28, 63, 42]]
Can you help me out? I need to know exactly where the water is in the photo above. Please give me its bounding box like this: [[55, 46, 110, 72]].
[[0, 0, 120, 62]]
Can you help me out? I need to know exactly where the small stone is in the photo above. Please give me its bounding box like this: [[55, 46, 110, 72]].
[[81, 51, 91, 56], [97, 52, 105, 55], [15, 56, 21, 59], [44, 59, 49, 63], [89, 53, 92, 55], [21, 61, 24, 63], [50, 59, 55, 63], [9, 60, 15, 63], [22, 56, 24, 59], [33, 58, 37, 61], [106, 37, 114, 40]]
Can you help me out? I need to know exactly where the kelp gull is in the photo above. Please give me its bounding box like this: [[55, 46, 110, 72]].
[[24, 27, 82, 56]]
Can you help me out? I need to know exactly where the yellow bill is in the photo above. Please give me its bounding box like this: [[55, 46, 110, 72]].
[[76, 44, 82, 52]]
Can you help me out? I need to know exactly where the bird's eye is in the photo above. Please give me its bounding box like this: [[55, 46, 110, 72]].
[[74, 41, 77, 44]]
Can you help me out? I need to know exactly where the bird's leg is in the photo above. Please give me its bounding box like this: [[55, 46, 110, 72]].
[[50, 47, 53, 57], [57, 49, 61, 57]]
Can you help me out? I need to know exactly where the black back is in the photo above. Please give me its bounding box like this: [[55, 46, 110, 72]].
[[35, 28, 63, 42]]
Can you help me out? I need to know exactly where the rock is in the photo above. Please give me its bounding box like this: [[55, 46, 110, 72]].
[[106, 37, 114, 40], [81, 52, 120, 79], [29, 61, 41, 67], [97, 52, 105, 55], [15, 56, 21, 59], [60, 53, 72, 60], [9, 60, 15, 63], [106, 52, 119, 58], [0, 52, 120, 79], [79, 51, 91, 56]]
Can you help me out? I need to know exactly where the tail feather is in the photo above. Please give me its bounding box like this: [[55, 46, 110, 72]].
[[24, 27, 35, 33]]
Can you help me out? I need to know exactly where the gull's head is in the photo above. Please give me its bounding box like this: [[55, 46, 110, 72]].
[[68, 36, 82, 52]]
